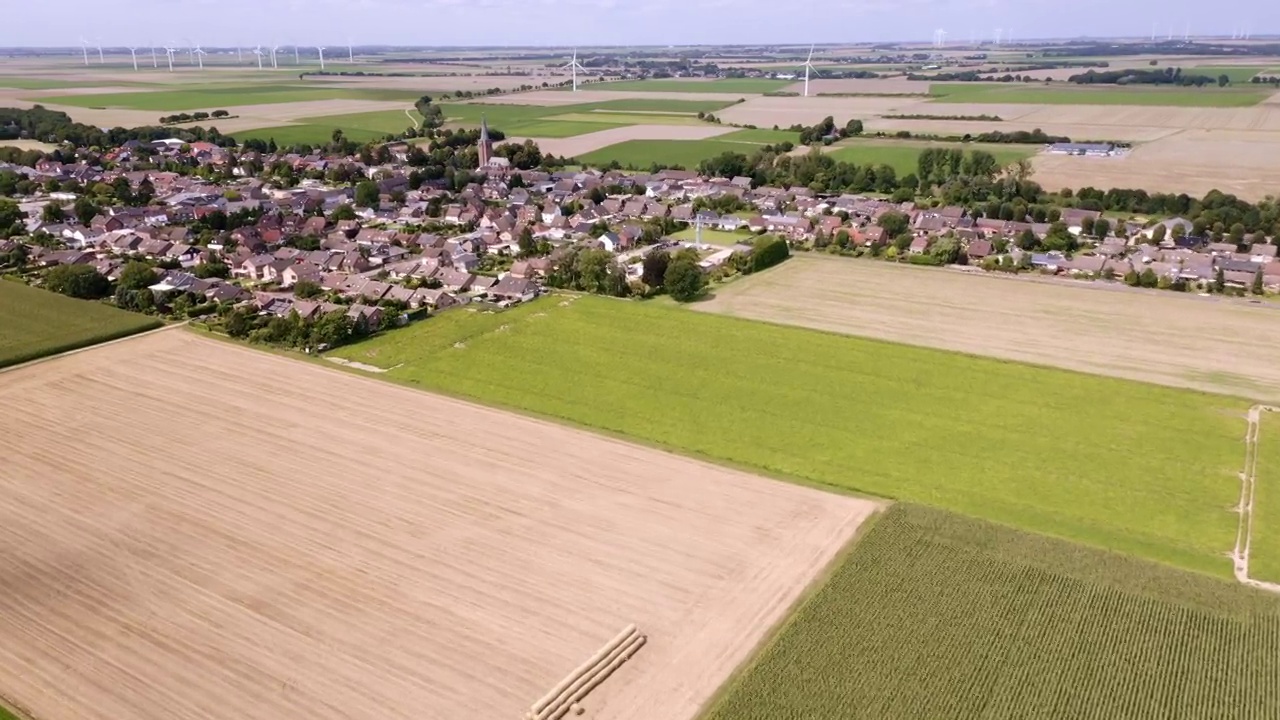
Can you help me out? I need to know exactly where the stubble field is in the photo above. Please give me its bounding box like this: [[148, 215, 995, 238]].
[[698, 256, 1280, 400], [0, 330, 875, 720]]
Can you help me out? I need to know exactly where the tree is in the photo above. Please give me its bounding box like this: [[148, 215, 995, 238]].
[[1253, 270, 1265, 295], [844, 119, 864, 136], [331, 203, 357, 221], [0, 198, 23, 237], [641, 249, 670, 289], [117, 261, 156, 292], [225, 308, 253, 338], [1150, 224, 1167, 243], [1138, 268, 1158, 288], [1230, 223, 1247, 245], [44, 264, 110, 299], [1093, 218, 1111, 239], [929, 236, 961, 265], [355, 181, 380, 208], [1171, 223, 1187, 241], [664, 254, 706, 302], [517, 226, 537, 257], [879, 211, 910, 238], [73, 196, 98, 226], [1080, 216, 1095, 237], [41, 202, 65, 223], [1017, 228, 1039, 250], [1214, 266, 1226, 293], [295, 279, 323, 299], [1219, 74, 1231, 88], [194, 256, 230, 279]]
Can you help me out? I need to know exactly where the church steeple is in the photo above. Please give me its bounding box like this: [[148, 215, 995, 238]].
[[477, 114, 493, 169]]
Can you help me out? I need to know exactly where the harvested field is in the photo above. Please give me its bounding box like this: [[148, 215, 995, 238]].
[[0, 139, 59, 152], [780, 78, 926, 95], [508, 124, 736, 157], [469, 90, 759, 106], [717, 95, 931, 127], [0, 330, 874, 720], [1033, 128, 1280, 201], [696, 256, 1280, 400], [308, 74, 539, 92]]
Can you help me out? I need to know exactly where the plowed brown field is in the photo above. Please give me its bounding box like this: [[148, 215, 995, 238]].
[[0, 331, 875, 720]]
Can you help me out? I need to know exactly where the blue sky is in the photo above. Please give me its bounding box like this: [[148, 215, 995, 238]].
[[5, 0, 1279, 48]]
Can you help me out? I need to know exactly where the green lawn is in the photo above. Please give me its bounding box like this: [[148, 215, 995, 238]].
[[577, 139, 756, 168], [1186, 66, 1269, 83], [0, 281, 161, 369], [329, 297, 1247, 576], [702, 505, 1280, 720], [827, 140, 1034, 176], [719, 128, 801, 145], [229, 123, 389, 146], [670, 227, 754, 245], [591, 78, 792, 94], [1252, 414, 1280, 584], [38, 84, 422, 111], [929, 82, 1270, 107]]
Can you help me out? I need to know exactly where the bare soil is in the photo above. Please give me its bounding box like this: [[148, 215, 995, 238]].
[[0, 330, 875, 720], [697, 256, 1280, 400]]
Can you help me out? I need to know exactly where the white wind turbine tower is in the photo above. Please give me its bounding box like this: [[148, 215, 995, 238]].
[[164, 47, 176, 72], [151, 46, 158, 68], [564, 49, 586, 91], [317, 46, 327, 70], [934, 29, 948, 48], [80, 39, 90, 66], [96, 41, 105, 64], [994, 28, 1003, 45], [253, 46, 265, 70], [271, 45, 280, 69], [802, 45, 819, 98], [128, 47, 139, 71], [348, 40, 354, 63], [294, 45, 300, 64], [194, 46, 207, 70]]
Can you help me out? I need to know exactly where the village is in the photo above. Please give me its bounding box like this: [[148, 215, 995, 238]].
[[3, 130, 1278, 346]]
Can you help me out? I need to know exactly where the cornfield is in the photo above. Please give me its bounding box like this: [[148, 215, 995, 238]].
[[0, 280, 159, 368], [702, 505, 1280, 720]]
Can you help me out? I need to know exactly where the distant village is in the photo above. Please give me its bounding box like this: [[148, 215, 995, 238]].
[[2, 130, 1278, 346]]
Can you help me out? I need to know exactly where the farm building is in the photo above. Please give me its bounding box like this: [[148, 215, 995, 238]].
[[1045, 142, 1117, 157]]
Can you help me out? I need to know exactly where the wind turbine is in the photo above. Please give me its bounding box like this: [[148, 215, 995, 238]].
[[348, 40, 354, 63], [194, 46, 207, 70], [994, 28, 1003, 45], [563, 49, 586, 92], [317, 46, 326, 70], [80, 39, 90, 66], [294, 45, 300, 64], [271, 45, 280, 69], [128, 47, 139, 71], [802, 45, 819, 98], [253, 46, 265, 70], [934, 29, 948, 48], [164, 47, 176, 72], [151, 46, 158, 68], [96, 42, 105, 64]]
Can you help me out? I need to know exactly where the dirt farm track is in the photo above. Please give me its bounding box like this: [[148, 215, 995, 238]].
[[0, 331, 875, 720]]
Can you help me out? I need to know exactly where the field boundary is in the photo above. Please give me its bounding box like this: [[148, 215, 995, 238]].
[[1232, 404, 1280, 594], [0, 320, 178, 375]]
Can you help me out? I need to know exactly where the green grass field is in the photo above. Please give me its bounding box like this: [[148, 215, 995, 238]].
[[329, 297, 1247, 576], [38, 84, 422, 111], [547, 111, 703, 126], [1252, 414, 1280, 584], [671, 227, 753, 245], [0, 281, 161, 368], [718, 128, 801, 144], [441, 98, 734, 137], [591, 78, 792, 94], [702, 504, 1280, 720], [827, 140, 1033, 175], [229, 123, 389, 146], [0, 77, 133, 90], [929, 82, 1270, 107], [576, 139, 755, 168], [1186, 66, 1269, 83]]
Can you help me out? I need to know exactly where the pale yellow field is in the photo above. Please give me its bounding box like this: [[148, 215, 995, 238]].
[[781, 78, 927, 95], [1033, 128, 1280, 200], [469, 89, 759, 106], [0, 330, 874, 720], [697, 256, 1280, 400], [718, 95, 931, 127], [504, 124, 737, 156], [0, 139, 59, 152]]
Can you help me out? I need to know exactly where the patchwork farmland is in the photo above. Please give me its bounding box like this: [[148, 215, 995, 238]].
[[331, 296, 1246, 577], [0, 330, 874, 720]]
